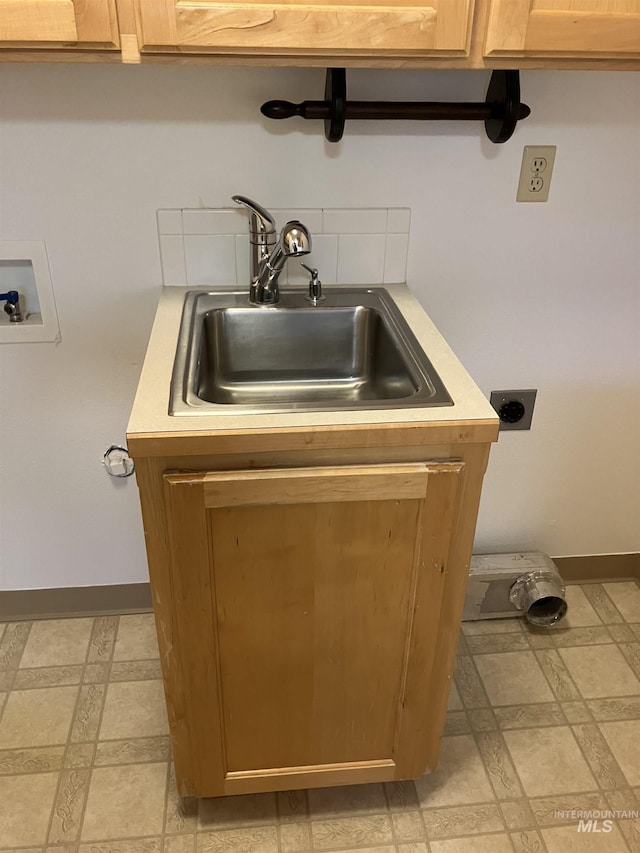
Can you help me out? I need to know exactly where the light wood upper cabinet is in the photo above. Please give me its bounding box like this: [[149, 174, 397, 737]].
[[134, 0, 474, 56], [0, 0, 120, 50], [160, 460, 465, 796], [485, 0, 640, 58]]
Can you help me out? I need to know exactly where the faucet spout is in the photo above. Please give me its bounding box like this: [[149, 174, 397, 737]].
[[232, 196, 277, 292], [252, 220, 312, 305], [232, 195, 313, 305]]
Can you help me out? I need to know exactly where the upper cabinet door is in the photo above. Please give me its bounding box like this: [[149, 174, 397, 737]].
[[485, 0, 640, 58], [135, 0, 474, 56], [0, 0, 120, 49]]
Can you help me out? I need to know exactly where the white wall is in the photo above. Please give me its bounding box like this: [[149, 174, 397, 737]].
[[0, 64, 638, 592]]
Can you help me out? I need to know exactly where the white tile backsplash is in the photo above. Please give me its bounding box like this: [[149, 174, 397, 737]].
[[157, 206, 410, 287], [272, 209, 324, 235], [323, 208, 388, 235], [337, 234, 386, 285], [383, 233, 409, 284], [234, 235, 250, 288], [387, 208, 412, 234], [159, 235, 186, 286], [183, 209, 246, 235], [184, 235, 236, 286]]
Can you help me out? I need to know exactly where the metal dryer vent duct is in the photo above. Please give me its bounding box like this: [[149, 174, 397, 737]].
[[463, 552, 568, 627]]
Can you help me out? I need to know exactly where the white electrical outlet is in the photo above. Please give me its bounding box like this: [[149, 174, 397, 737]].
[[517, 145, 556, 203]]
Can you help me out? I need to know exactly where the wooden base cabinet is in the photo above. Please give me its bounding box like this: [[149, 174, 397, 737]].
[[130, 425, 494, 797]]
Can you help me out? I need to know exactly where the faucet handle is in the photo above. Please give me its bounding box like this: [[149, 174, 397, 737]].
[[232, 195, 276, 243], [301, 262, 325, 305]]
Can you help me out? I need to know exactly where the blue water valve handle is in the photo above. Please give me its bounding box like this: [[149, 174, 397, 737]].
[[1, 290, 24, 322]]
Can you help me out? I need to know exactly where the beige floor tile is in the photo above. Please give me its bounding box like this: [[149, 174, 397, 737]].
[[500, 798, 535, 830], [81, 762, 168, 840], [20, 618, 94, 668], [0, 744, 64, 774], [0, 622, 30, 670], [415, 735, 494, 808], [604, 582, 640, 624], [391, 809, 426, 842], [560, 587, 603, 628], [277, 789, 310, 820], [474, 652, 554, 707], [0, 685, 78, 748], [421, 803, 505, 839], [0, 770, 59, 846], [384, 780, 420, 810], [542, 822, 629, 851], [198, 791, 277, 828], [454, 657, 489, 708], [113, 613, 159, 661], [503, 726, 597, 797], [430, 834, 514, 852], [582, 585, 625, 624], [79, 840, 162, 853], [559, 645, 640, 698], [87, 616, 118, 663], [280, 821, 312, 852], [197, 826, 279, 853], [599, 720, 640, 786], [447, 682, 463, 711], [308, 783, 387, 816], [310, 814, 393, 849], [462, 619, 523, 636], [165, 836, 196, 853], [467, 634, 529, 655], [99, 680, 168, 740], [511, 829, 545, 853]]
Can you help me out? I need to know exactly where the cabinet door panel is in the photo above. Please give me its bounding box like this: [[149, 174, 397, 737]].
[[136, 0, 473, 56], [211, 498, 420, 771], [485, 0, 640, 57], [163, 460, 464, 796], [0, 0, 120, 48]]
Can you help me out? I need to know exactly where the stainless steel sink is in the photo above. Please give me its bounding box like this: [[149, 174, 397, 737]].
[[170, 288, 452, 415]]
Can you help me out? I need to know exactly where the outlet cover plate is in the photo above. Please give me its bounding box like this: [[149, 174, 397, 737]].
[[516, 146, 556, 203], [490, 389, 537, 431]]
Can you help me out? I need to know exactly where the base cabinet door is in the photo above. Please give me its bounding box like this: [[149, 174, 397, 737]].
[[162, 460, 464, 796], [485, 0, 640, 58], [0, 0, 120, 50], [135, 0, 474, 57]]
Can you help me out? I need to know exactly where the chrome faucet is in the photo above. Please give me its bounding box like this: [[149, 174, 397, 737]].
[[232, 195, 311, 304]]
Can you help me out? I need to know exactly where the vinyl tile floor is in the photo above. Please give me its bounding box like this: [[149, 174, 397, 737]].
[[1, 581, 640, 853]]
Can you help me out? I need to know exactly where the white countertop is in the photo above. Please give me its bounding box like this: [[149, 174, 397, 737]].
[[127, 284, 498, 436]]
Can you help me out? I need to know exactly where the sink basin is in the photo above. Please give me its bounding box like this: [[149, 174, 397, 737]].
[[170, 288, 452, 415]]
